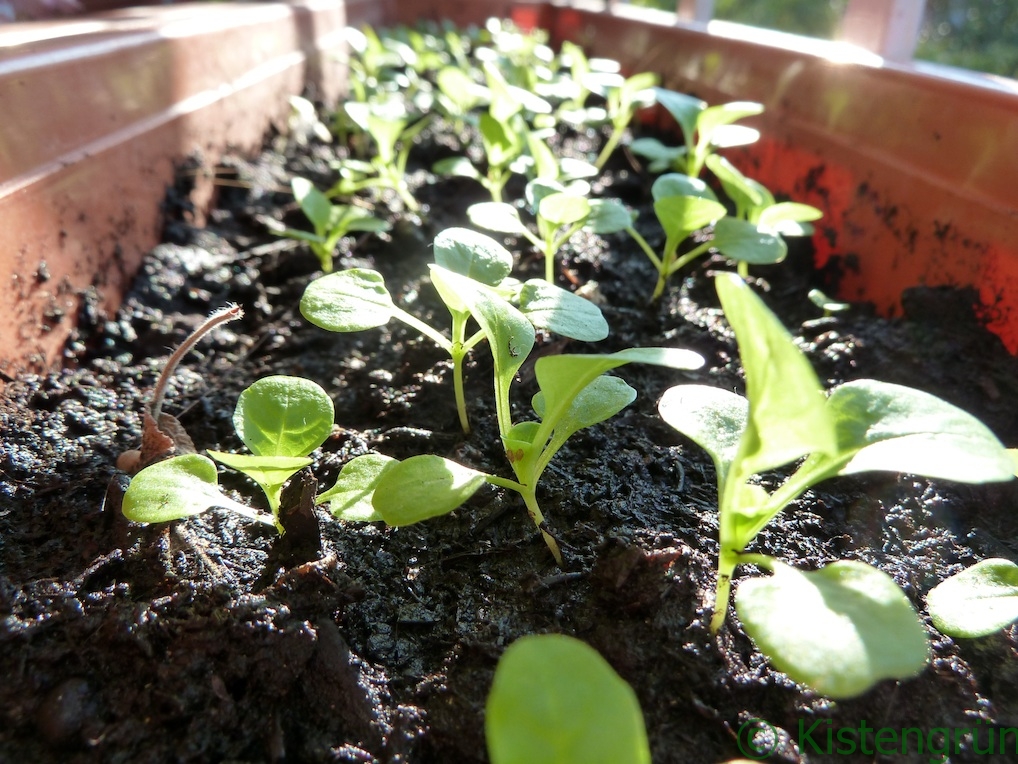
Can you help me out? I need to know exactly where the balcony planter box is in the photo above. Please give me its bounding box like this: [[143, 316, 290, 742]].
[[2, 1, 1017, 762]]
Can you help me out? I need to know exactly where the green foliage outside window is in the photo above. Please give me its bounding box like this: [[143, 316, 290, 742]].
[[627, 0, 1018, 79]]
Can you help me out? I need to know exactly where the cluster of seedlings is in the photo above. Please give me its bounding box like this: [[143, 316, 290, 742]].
[[117, 18, 1018, 763]]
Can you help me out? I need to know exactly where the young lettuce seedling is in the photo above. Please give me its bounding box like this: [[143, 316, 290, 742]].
[[467, 180, 631, 282], [330, 98, 432, 211], [630, 173, 786, 300], [123, 375, 334, 532], [630, 89, 762, 178], [486, 634, 651, 764], [270, 177, 390, 273], [592, 71, 659, 170], [657, 273, 1014, 698], [433, 62, 552, 202], [300, 227, 608, 434], [208, 375, 335, 530], [322, 267, 704, 564]]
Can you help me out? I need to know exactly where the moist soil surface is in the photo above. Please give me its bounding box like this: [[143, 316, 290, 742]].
[[3, 116, 1018, 764]]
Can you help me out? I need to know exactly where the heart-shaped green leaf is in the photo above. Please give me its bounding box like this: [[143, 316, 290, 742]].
[[651, 173, 717, 202], [539, 193, 590, 227], [736, 560, 930, 699], [232, 376, 335, 458], [585, 199, 632, 234]]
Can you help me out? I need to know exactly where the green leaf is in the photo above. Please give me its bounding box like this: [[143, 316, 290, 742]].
[[707, 123, 760, 149], [480, 112, 520, 168], [526, 132, 560, 180], [927, 558, 1018, 638], [650, 173, 717, 202], [826, 379, 1016, 483], [518, 279, 609, 342], [658, 385, 748, 488], [697, 101, 764, 138], [317, 453, 396, 522], [329, 205, 390, 235], [757, 202, 823, 235], [736, 560, 930, 699], [715, 273, 836, 478], [300, 269, 395, 332], [433, 156, 482, 180], [629, 138, 685, 173], [711, 218, 788, 265], [704, 154, 764, 210], [538, 193, 590, 227], [232, 376, 335, 458], [534, 374, 636, 449], [585, 199, 632, 235], [467, 201, 529, 235], [372, 454, 487, 525], [122, 454, 258, 524], [534, 348, 704, 442], [653, 196, 726, 249], [654, 88, 705, 140], [207, 451, 311, 512], [433, 227, 514, 286], [486, 634, 651, 764], [292, 177, 332, 234]]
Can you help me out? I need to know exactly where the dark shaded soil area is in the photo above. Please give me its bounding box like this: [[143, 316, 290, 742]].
[[3, 116, 1018, 764]]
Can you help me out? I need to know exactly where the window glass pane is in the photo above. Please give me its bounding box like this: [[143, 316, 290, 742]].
[[712, 0, 848, 39], [915, 0, 1018, 79]]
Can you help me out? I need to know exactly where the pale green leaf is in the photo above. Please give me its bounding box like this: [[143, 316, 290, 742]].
[[300, 269, 395, 332], [433, 227, 514, 286], [654, 88, 705, 140], [433, 156, 482, 180], [736, 560, 930, 699], [373, 454, 486, 525], [927, 558, 1018, 638], [650, 173, 717, 202], [317, 453, 396, 522], [486, 634, 650, 764], [697, 101, 764, 138], [585, 199, 632, 234], [467, 202, 528, 235], [716, 273, 836, 477], [827, 379, 1016, 483], [658, 384, 748, 487], [518, 279, 609, 341], [232, 375, 335, 458], [711, 218, 788, 265], [122, 454, 258, 524], [539, 193, 590, 227]]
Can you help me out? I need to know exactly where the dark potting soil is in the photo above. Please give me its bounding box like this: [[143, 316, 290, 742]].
[[3, 117, 1018, 764]]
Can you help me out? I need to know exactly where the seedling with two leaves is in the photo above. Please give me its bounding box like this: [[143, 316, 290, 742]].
[[630, 173, 788, 300], [267, 177, 390, 272], [123, 375, 335, 532], [657, 273, 1014, 698], [330, 99, 432, 211], [433, 62, 552, 202], [630, 89, 762, 178], [467, 179, 632, 282], [319, 266, 704, 564], [592, 70, 659, 170], [299, 227, 609, 434]]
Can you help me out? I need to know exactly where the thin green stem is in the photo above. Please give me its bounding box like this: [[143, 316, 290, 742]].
[[625, 226, 662, 270], [520, 485, 564, 566], [666, 240, 713, 277], [391, 307, 453, 352], [594, 120, 625, 170]]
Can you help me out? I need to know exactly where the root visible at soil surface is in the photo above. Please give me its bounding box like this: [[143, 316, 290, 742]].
[[3, 120, 1018, 764]]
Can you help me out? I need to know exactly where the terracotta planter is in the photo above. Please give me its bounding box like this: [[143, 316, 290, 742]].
[[3, 0, 1017, 379]]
